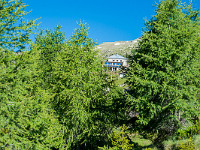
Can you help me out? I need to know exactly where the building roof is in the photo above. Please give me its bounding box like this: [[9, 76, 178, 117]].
[[108, 54, 127, 59]]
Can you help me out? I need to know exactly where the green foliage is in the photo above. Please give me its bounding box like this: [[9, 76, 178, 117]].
[[127, 0, 200, 141], [32, 23, 119, 149], [35, 25, 66, 88], [0, 0, 125, 148], [176, 121, 200, 139], [112, 125, 133, 150], [177, 137, 195, 150], [1, 18, 125, 149], [5, 0, 200, 149], [0, 0, 37, 51], [99, 125, 133, 150], [0, 48, 66, 149], [99, 146, 109, 150], [98, 146, 119, 150]]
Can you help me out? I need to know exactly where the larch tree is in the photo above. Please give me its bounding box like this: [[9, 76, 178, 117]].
[[34, 23, 115, 149], [0, 48, 66, 149], [126, 0, 200, 142], [0, 0, 37, 51], [0, 1, 65, 148]]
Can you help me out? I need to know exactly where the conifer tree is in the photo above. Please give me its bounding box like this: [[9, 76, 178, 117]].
[[0, 0, 37, 51], [35, 25, 66, 88], [35, 23, 114, 149], [127, 0, 200, 141], [62, 23, 112, 149], [0, 48, 66, 149]]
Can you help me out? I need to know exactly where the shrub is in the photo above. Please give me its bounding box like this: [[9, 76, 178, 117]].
[[177, 138, 196, 150], [99, 125, 133, 150], [176, 121, 200, 139]]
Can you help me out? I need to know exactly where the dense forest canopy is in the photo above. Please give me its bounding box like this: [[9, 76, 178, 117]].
[[0, 0, 199, 149]]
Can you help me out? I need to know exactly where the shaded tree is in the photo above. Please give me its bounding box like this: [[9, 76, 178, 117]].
[[35, 23, 118, 149], [126, 0, 200, 143]]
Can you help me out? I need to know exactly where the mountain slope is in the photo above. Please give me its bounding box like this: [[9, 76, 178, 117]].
[[96, 38, 140, 59]]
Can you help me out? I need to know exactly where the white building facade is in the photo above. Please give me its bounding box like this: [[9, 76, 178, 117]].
[[104, 54, 128, 71]]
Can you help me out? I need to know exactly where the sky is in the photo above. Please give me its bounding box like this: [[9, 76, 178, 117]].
[[25, 0, 200, 44]]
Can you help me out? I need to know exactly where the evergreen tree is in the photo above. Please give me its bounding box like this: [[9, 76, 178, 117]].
[[35, 23, 114, 149], [0, 48, 66, 149], [0, 0, 37, 51], [35, 25, 66, 88], [127, 0, 200, 142]]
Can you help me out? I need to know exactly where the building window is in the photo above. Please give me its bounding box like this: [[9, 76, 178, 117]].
[[120, 60, 122, 62], [116, 60, 118, 62], [113, 60, 115, 62]]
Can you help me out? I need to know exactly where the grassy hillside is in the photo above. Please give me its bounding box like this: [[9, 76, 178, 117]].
[[95, 38, 140, 59]]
